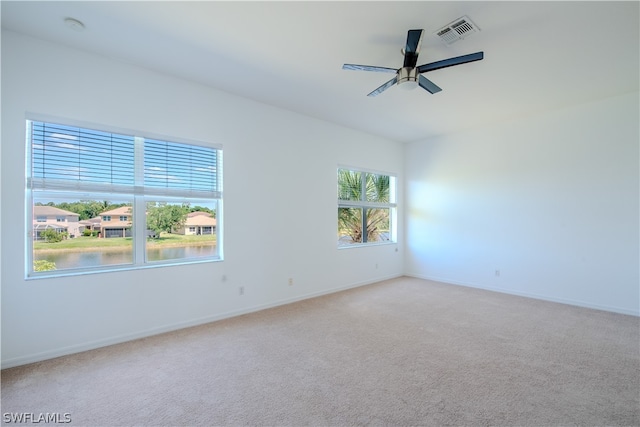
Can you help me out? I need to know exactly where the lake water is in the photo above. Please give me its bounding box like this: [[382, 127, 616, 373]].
[[35, 245, 216, 270]]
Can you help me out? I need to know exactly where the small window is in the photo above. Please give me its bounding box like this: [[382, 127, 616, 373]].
[[26, 119, 223, 277], [337, 167, 396, 246]]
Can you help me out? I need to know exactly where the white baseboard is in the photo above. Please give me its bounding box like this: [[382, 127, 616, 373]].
[[1, 274, 402, 369], [8, 271, 633, 369], [404, 273, 640, 317]]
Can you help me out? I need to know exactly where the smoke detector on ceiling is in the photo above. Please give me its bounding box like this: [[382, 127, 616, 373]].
[[64, 17, 85, 32], [435, 16, 480, 45]]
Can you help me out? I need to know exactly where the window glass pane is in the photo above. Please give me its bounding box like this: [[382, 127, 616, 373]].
[[366, 208, 390, 243], [338, 169, 362, 201], [144, 138, 219, 193], [145, 200, 217, 262], [366, 173, 390, 203], [338, 207, 363, 245], [32, 197, 133, 273], [31, 121, 135, 186]]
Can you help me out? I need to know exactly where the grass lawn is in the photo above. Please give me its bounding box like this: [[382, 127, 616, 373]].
[[146, 234, 216, 248], [34, 233, 216, 252]]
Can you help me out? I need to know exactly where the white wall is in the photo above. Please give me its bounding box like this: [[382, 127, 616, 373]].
[[405, 92, 639, 315], [0, 31, 404, 368]]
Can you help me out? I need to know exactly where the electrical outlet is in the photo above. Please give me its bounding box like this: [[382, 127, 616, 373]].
[[288, 278, 293, 286], [495, 270, 500, 277], [375, 263, 378, 269], [239, 286, 244, 295]]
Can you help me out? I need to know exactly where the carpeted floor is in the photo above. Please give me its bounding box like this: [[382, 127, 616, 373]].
[[2, 277, 639, 426]]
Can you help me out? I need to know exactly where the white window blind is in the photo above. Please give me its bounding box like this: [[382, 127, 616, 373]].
[[28, 121, 221, 198], [144, 138, 221, 199], [29, 121, 135, 193]]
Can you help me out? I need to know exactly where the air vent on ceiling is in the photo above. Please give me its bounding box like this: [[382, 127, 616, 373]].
[[435, 16, 480, 45]]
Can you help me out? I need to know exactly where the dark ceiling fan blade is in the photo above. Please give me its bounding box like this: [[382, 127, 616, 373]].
[[417, 51, 484, 74], [367, 76, 398, 97], [342, 64, 397, 73], [403, 29, 424, 69], [419, 75, 442, 94]]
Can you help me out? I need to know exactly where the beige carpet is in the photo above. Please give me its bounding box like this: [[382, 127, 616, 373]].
[[2, 277, 639, 426]]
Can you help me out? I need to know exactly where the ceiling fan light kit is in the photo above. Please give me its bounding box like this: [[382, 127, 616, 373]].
[[397, 67, 419, 90], [343, 27, 484, 97]]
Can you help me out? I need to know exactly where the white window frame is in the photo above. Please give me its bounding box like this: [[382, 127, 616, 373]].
[[25, 116, 223, 278], [337, 166, 397, 247]]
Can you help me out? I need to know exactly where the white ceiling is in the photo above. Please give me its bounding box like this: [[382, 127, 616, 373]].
[[2, 1, 638, 143]]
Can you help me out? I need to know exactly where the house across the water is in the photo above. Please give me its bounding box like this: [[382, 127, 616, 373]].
[[32, 206, 81, 240], [174, 211, 216, 235]]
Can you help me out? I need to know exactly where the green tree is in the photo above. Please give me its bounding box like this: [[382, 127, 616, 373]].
[[338, 170, 390, 243], [366, 174, 389, 203], [190, 205, 215, 218], [147, 202, 190, 237], [77, 200, 111, 220], [33, 260, 56, 272], [41, 229, 66, 243]]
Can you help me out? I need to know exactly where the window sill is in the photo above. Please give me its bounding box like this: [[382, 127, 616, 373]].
[[337, 241, 397, 250], [26, 257, 223, 280]]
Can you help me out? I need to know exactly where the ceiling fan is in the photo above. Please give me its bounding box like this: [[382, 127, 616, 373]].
[[343, 29, 484, 97]]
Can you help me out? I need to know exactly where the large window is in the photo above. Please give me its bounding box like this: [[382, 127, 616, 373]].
[[26, 119, 223, 277], [337, 167, 396, 246]]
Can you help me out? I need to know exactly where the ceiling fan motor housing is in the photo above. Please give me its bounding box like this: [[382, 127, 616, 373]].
[[398, 67, 419, 89]]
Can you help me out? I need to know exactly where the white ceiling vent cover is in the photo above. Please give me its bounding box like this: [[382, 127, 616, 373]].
[[435, 16, 480, 45]]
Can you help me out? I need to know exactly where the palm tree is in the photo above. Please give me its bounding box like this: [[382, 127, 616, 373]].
[[338, 170, 390, 243]]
